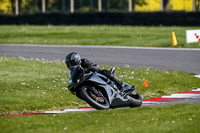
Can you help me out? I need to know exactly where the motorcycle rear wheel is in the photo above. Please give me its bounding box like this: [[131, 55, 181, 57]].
[[80, 86, 110, 110]]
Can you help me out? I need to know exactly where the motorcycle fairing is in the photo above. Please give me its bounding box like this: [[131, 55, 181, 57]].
[[85, 73, 134, 107], [86, 73, 116, 104]]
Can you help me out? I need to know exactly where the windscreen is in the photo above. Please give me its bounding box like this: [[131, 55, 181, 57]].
[[69, 65, 84, 84]]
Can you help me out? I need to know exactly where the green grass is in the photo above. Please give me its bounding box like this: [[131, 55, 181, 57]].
[[0, 57, 87, 115], [0, 25, 200, 48], [1, 57, 200, 133], [0, 57, 200, 116], [1, 104, 200, 133]]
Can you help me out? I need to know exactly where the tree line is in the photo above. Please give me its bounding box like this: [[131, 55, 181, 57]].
[[0, 0, 147, 15]]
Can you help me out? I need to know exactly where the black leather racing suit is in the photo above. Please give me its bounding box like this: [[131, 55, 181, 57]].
[[80, 59, 124, 89]]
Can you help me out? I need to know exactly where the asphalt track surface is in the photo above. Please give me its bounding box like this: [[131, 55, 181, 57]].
[[0, 44, 200, 107], [0, 44, 200, 74]]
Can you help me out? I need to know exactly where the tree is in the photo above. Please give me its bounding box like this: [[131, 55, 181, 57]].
[[0, 0, 12, 14], [77, 0, 146, 12], [0, 0, 147, 14]]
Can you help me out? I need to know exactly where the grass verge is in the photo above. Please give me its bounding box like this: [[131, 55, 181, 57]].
[[0, 57, 200, 116], [1, 104, 200, 133], [0, 25, 200, 48]]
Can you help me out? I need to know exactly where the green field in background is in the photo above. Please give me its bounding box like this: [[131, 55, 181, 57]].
[[0, 25, 200, 48]]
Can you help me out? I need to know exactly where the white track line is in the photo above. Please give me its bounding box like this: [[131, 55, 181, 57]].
[[194, 75, 200, 78], [44, 108, 96, 114], [192, 88, 200, 91], [142, 101, 167, 104], [162, 94, 200, 98]]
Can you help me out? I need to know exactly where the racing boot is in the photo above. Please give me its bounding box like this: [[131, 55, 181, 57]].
[[100, 69, 125, 90], [111, 75, 125, 90]]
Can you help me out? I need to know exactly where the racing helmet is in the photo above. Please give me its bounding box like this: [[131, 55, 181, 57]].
[[65, 52, 81, 69]]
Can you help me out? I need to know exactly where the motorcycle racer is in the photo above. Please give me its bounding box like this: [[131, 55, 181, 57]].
[[65, 52, 125, 90]]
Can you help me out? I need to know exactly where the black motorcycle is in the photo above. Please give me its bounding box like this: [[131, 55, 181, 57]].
[[67, 66, 142, 109]]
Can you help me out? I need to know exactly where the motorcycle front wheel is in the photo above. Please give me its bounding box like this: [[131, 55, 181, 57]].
[[127, 90, 143, 107], [79, 86, 110, 110]]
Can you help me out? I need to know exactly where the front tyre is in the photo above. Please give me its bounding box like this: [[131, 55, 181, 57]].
[[127, 90, 143, 107], [79, 86, 110, 109]]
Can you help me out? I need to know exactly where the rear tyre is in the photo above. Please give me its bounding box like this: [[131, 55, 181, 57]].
[[127, 90, 143, 107], [79, 86, 110, 110]]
